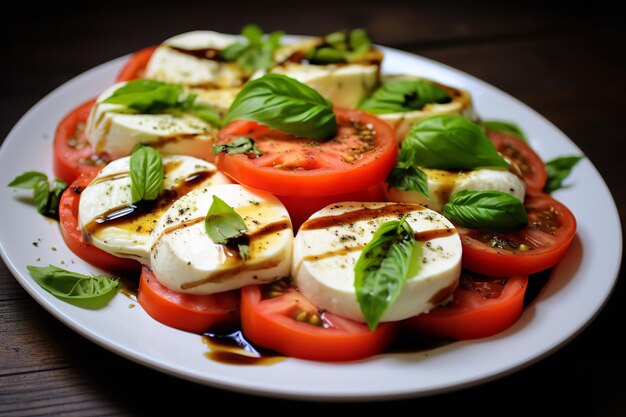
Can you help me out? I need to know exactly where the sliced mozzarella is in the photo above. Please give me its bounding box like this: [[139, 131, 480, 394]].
[[150, 184, 293, 295], [269, 62, 379, 109], [191, 87, 240, 113], [144, 31, 246, 88], [292, 202, 462, 323], [78, 155, 230, 263], [376, 75, 476, 141], [85, 83, 219, 161], [386, 168, 526, 212]]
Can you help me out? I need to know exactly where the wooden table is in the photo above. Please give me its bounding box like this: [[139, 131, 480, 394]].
[[2, 3, 624, 415]]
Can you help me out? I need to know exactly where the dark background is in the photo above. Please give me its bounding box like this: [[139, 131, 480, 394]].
[[2, 2, 625, 415]]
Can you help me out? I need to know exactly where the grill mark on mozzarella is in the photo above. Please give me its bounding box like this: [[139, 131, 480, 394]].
[[414, 228, 457, 241], [300, 203, 423, 231], [301, 228, 457, 262], [152, 218, 290, 253]]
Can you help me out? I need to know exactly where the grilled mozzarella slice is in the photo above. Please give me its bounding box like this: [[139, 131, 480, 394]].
[[150, 184, 293, 295], [376, 75, 476, 141], [85, 83, 219, 161], [78, 155, 230, 263], [386, 168, 526, 212], [292, 202, 462, 323], [144, 30, 246, 88]]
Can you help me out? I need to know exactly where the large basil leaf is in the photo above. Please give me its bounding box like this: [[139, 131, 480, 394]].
[[443, 190, 528, 233], [403, 115, 509, 170], [130, 145, 163, 203], [27, 265, 119, 309], [224, 74, 336, 140], [354, 215, 421, 331], [359, 80, 451, 114]]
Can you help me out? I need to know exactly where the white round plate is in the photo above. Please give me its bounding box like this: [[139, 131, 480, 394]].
[[0, 40, 621, 401]]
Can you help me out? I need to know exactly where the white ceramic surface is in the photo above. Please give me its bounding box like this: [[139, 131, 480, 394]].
[[0, 41, 622, 401]]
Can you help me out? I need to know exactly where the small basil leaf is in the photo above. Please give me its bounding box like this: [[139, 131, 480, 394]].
[[220, 24, 283, 74], [482, 120, 528, 142], [103, 79, 185, 113], [544, 155, 584, 193], [443, 190, 528, 233], [213, 136, 262, 157], [359, 80, 451, 115], [46, 179, 68, 219], [354, 215, 419, 331], [224, 74, 336, 140], [33, 180, 50, 214], [404, 115, 509, 170], [7, 171, 48, 189], [8, 171, 67, 220], [386, 166, 429, 197], [306, 28, 372, 64], [130, 145, 163, 203], [27, 265, 119, 309], [205, 195, 249, 260]]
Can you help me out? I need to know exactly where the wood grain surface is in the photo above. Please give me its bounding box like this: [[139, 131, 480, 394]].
[[2, 2, 625, 415]]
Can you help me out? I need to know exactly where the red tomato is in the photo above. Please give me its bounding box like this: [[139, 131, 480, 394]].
[[58, 171, 140, 274], [459, 193, 576, 276], [217, 110, 397, 227], [53, 99, 110, 185], [116, 46, 157, 82], [488, 130, 547, 193], [138, 266, 240, 333], [404, 272, 528, 340], [241, 280, 398, 361]]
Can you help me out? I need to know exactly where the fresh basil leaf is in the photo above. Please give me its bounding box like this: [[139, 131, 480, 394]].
[[359, 80, 451, 114], [403, 115, 509, 170], [47, 179, 67, 219], [221, 24, 283, 74], [544, 155, 584, 193], [7, 171, 48, 189], [103, 79, 186, 113], [306, 28, 372, 64], [354, 215, 420, 331], [27, 265, 119, 309], [443, 190, 528, 233], [386, 166, 429, 197], [8, 171, 67, 219], [205, 195, 249, 260], [130, 145, 163, 203], [224, 74, 336, 140], [482, 120, 528, 142], [213, 136, 262, 157], [190, 104, 222, 128]]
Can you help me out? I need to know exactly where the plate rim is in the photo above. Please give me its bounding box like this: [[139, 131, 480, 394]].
[[0, 41, 622, 401]]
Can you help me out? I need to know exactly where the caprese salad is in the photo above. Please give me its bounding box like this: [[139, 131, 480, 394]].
[[9, 25, 583, 362]]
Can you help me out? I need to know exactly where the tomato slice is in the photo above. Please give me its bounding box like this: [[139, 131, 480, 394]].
[[53, 99, 110, 185], [404, 272, 528, 340], [116, 46, 157, 82], [138, 266, 240, 333], [241, 280, 398, 361], [459, 192, 576, 276], [488, 130, 547, 193], [216, 109, 398, 197], [58, 171, 140, 274]]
